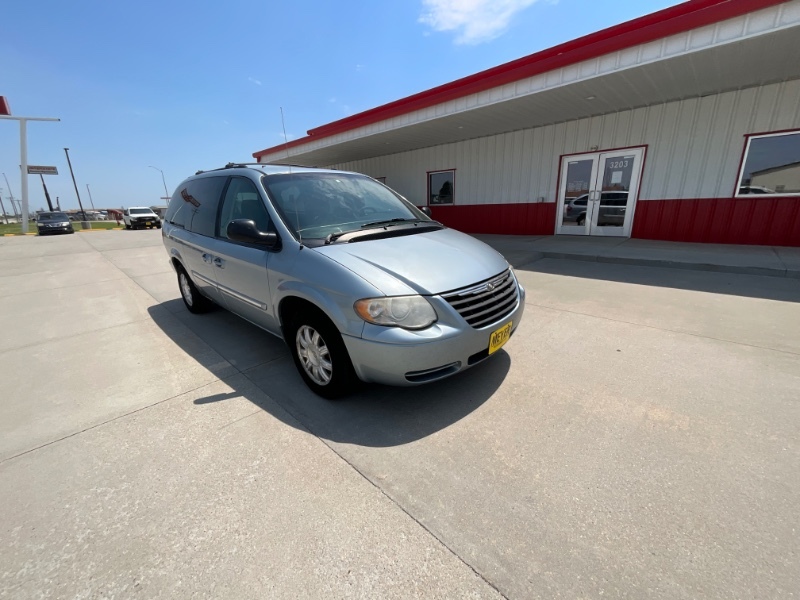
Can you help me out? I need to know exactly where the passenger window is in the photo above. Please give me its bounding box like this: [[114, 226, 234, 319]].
[[218, 177, 272, 240], [184, 176, 227, 237]]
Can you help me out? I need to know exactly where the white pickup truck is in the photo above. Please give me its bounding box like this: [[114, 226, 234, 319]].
[[123, 207, 161, 230]]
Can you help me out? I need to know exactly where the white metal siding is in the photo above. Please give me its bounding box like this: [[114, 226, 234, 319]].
[[331, 80, 800, 204]]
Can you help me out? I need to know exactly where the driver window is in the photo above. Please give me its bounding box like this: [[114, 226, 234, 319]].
[[218, 177, 271, 239]]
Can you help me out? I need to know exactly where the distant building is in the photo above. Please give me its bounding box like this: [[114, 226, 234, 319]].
[[254, 0, 800, 246]]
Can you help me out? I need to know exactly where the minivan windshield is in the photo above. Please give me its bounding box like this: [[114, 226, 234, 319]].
[[37, 212, 68, 221], [262, 173, 432, 241]]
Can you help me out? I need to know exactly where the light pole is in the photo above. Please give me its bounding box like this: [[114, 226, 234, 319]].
[[86, 184, 96, 210], [0, 114, 60, 233], [64, 148, 87, 221], [148, 166, 170, 202]]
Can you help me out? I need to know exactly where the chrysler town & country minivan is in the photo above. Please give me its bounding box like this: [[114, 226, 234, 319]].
[[162, 164, 525, 398]]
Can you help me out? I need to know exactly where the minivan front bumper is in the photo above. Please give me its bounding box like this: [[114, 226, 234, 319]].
[[343, 285, 525, 386]]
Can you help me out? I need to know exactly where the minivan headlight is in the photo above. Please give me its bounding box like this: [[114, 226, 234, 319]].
[[354, 295, 437, 329]]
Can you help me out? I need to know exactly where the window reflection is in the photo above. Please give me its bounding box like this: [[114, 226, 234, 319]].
[[429, 170, 455, 205], [737, 131, 800, 196]]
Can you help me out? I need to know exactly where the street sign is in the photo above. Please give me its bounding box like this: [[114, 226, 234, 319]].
[[27, 165, 58, 175]]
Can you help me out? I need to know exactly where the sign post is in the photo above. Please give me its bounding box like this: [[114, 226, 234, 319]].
[[0, 97, 60, 233], [27, 166, 59, 212]]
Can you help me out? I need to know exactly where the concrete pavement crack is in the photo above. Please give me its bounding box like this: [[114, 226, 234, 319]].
[[0, 378, 227, 466], [238, 369, 511, 600]]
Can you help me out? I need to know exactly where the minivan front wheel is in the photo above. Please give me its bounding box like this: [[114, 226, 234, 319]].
[[288, 310, 358, 399], [177, 266, 212, 314]]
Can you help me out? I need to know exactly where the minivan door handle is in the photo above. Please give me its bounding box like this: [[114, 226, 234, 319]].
[[213, 257, 225, 269], [202, 253, 212, 263]]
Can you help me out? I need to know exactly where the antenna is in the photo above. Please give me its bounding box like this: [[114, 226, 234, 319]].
[[280, 107, 302, 245]]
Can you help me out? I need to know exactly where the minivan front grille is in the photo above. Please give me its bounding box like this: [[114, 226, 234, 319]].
[[441, 269, 519, 329]]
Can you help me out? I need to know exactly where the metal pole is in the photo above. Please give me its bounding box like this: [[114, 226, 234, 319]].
[[20, 120, 28, 233], [86, 184, 96, 210], [148, 166, 169, 200], [0, 115, 60, 229], [3, 173, 18, 219], [41, 174, 54, 211], [0, 187, 7, 224], [63, 148, 86, 220]]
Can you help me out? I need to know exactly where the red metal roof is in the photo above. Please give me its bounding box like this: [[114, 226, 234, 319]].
[[254, 0, 788, 159]]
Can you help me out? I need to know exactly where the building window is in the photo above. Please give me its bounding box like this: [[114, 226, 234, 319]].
[[736, 130, 800, 197], [428, 170, 455, 205]]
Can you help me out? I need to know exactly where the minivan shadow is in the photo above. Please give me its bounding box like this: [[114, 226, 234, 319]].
[[147, 303, 510, 448]]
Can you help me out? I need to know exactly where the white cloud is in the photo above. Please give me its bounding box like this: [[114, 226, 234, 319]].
[[329, 97, 337, 103], [419, 0, 540, 45], [277, 132, 295, 141], [248, 77, 262, 86], [355, 64, 365, 72]]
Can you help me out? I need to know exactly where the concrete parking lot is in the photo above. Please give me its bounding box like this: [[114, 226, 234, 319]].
[[1, 230, 799, 599]]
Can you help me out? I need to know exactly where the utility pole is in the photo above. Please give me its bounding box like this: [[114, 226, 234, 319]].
[[40, 174, 54, 211], [63, 148, 87, 221]]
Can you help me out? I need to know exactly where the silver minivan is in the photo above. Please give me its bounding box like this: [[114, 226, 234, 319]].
[[162, 164, 525, 398]]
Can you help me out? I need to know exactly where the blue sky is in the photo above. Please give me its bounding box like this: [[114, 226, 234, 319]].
[[1, 0, 676, 211]]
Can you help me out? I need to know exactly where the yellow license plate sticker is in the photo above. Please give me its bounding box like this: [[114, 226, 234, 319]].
[[488, 321, 513, 355]]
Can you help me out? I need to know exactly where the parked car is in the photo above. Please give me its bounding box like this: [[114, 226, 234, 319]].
[[123, 207, 161, 229], [564, 192, 629, 226], [36, 211, 74, 235], [162, 164, 525, 398]]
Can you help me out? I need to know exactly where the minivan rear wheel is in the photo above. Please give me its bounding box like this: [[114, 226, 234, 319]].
[[287, 309, 358, 399], [177, 266, 212, 314]]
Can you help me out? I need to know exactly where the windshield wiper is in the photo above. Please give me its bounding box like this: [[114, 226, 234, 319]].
[[360, 218, 424, 228], [324, 231, 348, 244]]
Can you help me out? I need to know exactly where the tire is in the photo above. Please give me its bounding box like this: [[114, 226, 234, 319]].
[[577, 215, 585, 226], [177, 266, 213, 314], [156, 223, 162, 229], [287, 308, 358, 399], [125, 223, 131, 230]]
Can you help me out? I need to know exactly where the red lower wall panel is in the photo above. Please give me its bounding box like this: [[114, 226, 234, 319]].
[[428, 198, 800, 247], [631, 197, 800, 247], [428, 203, 556, 235]]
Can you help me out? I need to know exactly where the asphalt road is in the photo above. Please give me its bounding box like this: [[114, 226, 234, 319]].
[[1, 230, 798, 599]]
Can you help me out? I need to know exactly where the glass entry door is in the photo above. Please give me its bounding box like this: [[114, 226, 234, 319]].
[[555, 147, 645, 237]]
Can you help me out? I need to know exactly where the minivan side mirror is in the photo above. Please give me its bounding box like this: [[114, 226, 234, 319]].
[[420, 206, 432, 217], [226, 219, 279, 248]]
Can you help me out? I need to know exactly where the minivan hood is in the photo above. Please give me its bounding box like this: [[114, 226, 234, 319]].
[[313, 228, 509, 296]]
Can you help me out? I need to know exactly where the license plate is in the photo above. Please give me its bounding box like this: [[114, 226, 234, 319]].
[[145, 221, 153, 225], [488, 321, 513, 355]]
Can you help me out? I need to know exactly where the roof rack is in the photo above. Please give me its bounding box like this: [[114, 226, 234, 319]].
[[194, 162, 316, 175]]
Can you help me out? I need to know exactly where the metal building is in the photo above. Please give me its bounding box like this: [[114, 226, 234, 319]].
[[254, 0, 800, 247]]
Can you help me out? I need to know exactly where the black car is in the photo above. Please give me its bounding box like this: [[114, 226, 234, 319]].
[[36, 212, 75, 235]]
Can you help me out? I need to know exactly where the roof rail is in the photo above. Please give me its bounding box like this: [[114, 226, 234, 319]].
[[195, 162, 316, 176]]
